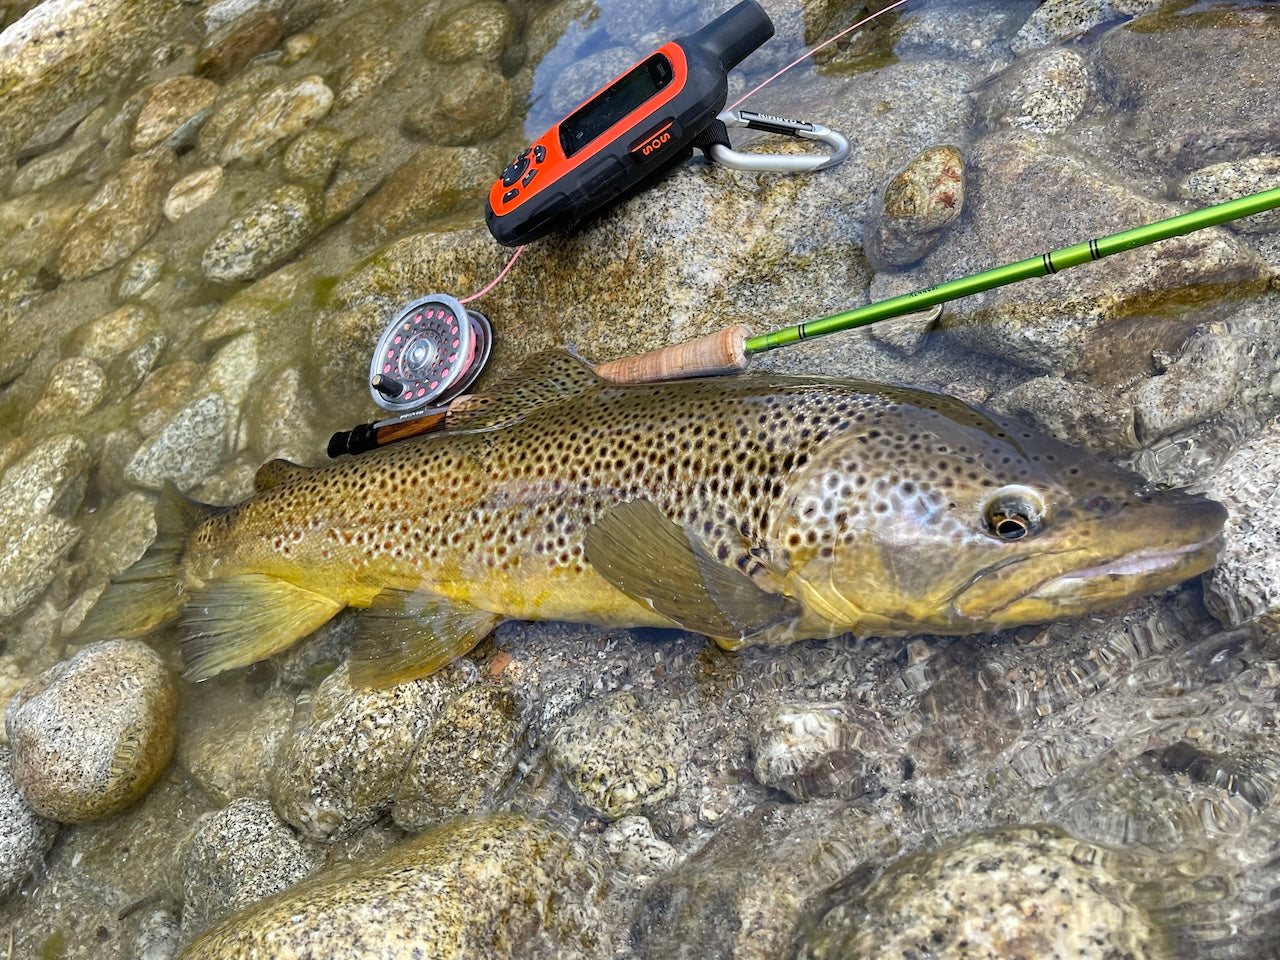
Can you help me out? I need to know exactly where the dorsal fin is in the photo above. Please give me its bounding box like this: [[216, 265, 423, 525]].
[[253, 459, 314, 492], [444, 349, 602, 432]]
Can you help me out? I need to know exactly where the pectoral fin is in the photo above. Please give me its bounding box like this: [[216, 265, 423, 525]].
[[348, 588, 500, 687], [584, 499, 798, 643], [182, 574, 343, 681]]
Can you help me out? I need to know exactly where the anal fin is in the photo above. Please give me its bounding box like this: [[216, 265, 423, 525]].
[[348, 588, 500, 688], [584, 499, 798, 643], [182, 574, 343, 681]]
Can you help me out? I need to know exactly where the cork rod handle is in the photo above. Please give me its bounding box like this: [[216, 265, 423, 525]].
[[593, 325, 753, 383]]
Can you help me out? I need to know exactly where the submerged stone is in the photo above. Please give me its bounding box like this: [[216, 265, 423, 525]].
[[0, 744, 58, 898], [219, 75, 334, 165], [201, 184, 321, 282], [865, 144, 965, 270], [180, 814, 606, 959], [55, 148, 178, 281], [798, 825, 1168, 960], [132, 75, 221, 153], [4, 640, 178, 822]]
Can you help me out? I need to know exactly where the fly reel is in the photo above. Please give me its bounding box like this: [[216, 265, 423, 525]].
[[368, 293, 492, 413]]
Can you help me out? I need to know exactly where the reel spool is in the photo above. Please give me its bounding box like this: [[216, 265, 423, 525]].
[[368, 293, 492, 413]]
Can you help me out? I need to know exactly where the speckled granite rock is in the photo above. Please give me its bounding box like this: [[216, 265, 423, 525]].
[[1011, 0, 1164, 54], [5, 639, 178, 822], [219, 75, 334, 165], [165, 165, 225, 222], [0, 744, 58, 897], [798, 825, 1168, 960], [391, 681, 527, 830], [423, 2, 513, 64], [549, 692, 682, 821], [201, 183, 322, 282], [0, 434, 90, 618], [56, 148, 178, 281], [937, 132, 1268, 377], [125, 393, 228, 490], [0, 0, 180, 165], [978, 47, 1092, 134], [1203, 420, 1280, 629], [349, 144, 496, 247], [26, 356, 107, 425], [180, 814, 607, 959], [1096, 4, 1280, 176], [269, 662, 462, 840], [402, 62, 513, 145], [335, 44, 399, 108], [750, 702, 892, 802], [132, 75, 221, 153], [181, 797, 321, 938], [634, 800, 898, 960], [1178, 155, 1280, 234]]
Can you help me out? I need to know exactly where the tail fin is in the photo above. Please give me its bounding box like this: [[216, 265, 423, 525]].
[[73, 482, 218, 642]]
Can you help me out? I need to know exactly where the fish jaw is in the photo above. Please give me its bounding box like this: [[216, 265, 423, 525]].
[[947, 494, 1227, 630]]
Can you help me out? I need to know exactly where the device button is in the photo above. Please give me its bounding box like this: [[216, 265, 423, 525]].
[[502, 187, 519, 204], [521, 168, 537, 188], [532, 144, 546, 163], [501, 155, 530, 188]]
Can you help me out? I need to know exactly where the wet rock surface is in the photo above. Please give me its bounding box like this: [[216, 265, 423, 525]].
[[181, 814, 607, 959], [0, 744, 58, 897], [798, 825, 1167, 960], [0, 2, 1279, 958], [4, 639, 178, 822]]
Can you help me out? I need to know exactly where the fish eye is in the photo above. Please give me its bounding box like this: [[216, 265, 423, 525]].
[[983, 485, 1046, 541]]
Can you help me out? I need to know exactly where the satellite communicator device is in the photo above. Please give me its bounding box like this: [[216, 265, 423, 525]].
[[484, 0, 775, 247]]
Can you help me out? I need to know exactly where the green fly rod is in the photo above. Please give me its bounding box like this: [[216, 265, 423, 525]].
[[594, 185, 1280, 383]]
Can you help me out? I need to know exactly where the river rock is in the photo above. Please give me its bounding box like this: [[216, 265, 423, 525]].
[[335, 44, 399, 108], [1178, 156, 1280, 234], [423, 2, 513, 64], [26, 356, 107, 425], [391, 682, 527, 830], [403, 62, 513, 145], [181, 814, 606, 959], [201, 183, 321, 282], [196, 10, 284, 83], [0, 0, 179, 166], [938, 132, 1268, 377], [979, 47, 1092, 134], [219, 75, 334, 166], [1131, 321, 1244, 443], [989, 373, 1137, 456], [865, 144, 965, 270], [0, 434, 90, 619], [62, 301, 159, 363], [56, 147, 178, 281], [634, 800, 898, 960], [165, 165, 225, 222], [750, 702, 892, 802], [0, 190, 85, 275], [269, 662, 461, 841], [4, 639, 178, 822], [1011, 0, 1163, 55], [602, 814, 677, 879], [1096, 4, 1280, 175], [349, 144, 495, 247], [281, 127, 346, 184], [798, 825, 1166, 960], [1202, 420, 1280, 630], [112, 252, 167, 303], [125, 393, 228, 490], [181, 797, 321, 938], [132, 75, 221, 153], [0, 744, 58, 897], [548, 692, 681, 821]]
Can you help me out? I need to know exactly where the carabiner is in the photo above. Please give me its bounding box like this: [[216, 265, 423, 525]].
[[707, 109, 850, 173]]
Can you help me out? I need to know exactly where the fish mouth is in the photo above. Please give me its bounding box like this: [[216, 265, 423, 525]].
[[1024, 531, 1224, 603]]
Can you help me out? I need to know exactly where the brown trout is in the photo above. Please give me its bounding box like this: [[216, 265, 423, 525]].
[[78, 351, 1227, 686]]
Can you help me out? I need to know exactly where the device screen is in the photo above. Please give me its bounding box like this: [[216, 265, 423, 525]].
[[559, 53, 674, 157]]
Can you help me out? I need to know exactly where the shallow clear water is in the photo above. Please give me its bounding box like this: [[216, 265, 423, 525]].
[[1, 0, 1278, 957]]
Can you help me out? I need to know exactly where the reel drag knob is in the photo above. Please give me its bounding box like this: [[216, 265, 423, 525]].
[[368, 293, 492, 412]]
